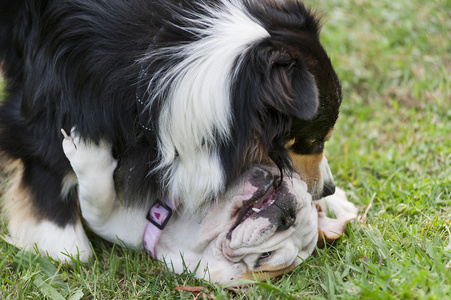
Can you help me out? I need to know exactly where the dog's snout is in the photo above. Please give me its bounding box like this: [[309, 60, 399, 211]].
[[277, 207, 296, 231], [274, 202, 296, 232], [322, 183, 336, 198]]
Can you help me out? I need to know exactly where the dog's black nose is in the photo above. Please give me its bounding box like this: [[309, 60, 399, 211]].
[[275, 204, 296, 231], [272, 195, 297, 232], [322, 183, 336, 198]]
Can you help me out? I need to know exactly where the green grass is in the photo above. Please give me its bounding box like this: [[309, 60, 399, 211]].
[[1, 0, 450, 298]]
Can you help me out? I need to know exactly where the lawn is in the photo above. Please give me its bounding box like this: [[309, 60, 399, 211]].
[[1, 0, 450, 299]]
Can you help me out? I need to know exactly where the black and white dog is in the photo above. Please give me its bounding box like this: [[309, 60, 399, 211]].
[[0, 0, 342, 263]]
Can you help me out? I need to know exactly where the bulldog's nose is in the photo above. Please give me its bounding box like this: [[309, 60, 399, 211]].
[[321, 182, 336, 198], [274, 201, 296, 232]]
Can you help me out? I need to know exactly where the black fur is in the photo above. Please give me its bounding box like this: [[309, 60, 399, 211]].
[[0, 0, 341, 227]]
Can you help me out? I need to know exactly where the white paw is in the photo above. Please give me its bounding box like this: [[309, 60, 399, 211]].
[[317, 187, 358, 218], [62, 128, 117, 176]]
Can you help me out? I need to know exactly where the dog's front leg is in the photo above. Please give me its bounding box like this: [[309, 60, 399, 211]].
[[62, 131, 146, 247], [62, 131, 119, 230]]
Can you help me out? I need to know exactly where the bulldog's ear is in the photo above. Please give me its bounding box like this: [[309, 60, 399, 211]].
[[316, 204, 356, 248]]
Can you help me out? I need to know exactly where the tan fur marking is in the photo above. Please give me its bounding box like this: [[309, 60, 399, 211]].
[[1, 160, 41, 227], [0, 153, 22, 174], [240, 261, 297, 282], [248, 138, 266, 164], [61, 171, 77, 198], [289, 151, 323, 192], [285, 139, 295, 148], [324, 128, 334, 141]]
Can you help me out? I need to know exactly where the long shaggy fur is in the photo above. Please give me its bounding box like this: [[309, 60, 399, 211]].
[[0, 0, 341, 226]]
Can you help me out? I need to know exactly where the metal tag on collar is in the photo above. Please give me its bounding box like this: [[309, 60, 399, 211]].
[[146, 199, 173, 230]]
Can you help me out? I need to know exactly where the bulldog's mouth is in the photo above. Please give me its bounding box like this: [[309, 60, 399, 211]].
[[227, 169, 294, 240], [226, 167, 297, 240], [238, 184, 278, 222]]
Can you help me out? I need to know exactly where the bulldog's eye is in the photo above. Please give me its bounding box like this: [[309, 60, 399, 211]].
[[259, 252, 272, 260], [255, 251, 273, 269]]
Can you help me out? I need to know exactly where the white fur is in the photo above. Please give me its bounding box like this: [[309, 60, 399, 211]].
[[7, 219, 91, 262], [144, 0, 270, 210]]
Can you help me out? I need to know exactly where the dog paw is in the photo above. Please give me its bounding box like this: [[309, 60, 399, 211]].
[[317, 187, 358, 218], [62, 128, 117, 176]]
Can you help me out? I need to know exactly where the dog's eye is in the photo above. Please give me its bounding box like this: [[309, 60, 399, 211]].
[[259, 251, 272, 260], [255, 251, 273, 269]]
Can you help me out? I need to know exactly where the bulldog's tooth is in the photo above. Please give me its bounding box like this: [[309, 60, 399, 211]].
[[252, 207, 261, 213]]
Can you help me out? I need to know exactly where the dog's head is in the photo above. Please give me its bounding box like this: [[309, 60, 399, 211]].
[[157, 166, 356, 285], [136, 0, 341, 209], [226, 0, 342, 201]]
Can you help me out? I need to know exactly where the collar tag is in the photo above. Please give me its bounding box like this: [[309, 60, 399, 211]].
[[143, 199, 176, 258], [146, 200, 173, 230]]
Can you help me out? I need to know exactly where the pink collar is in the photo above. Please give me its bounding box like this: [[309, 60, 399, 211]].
[[143, 199, 176, 258]]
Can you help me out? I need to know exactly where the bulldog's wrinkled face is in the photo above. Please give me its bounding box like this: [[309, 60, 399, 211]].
[[158, 165, 320, 285], [212, 166, 319, 284]]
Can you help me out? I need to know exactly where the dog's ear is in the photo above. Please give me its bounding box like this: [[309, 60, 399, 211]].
[[316, 204, 356, 247], [232, 45, 319, 122], [262, 48, 319, 121]]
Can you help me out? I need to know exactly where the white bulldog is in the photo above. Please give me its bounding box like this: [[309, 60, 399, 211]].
[[62, 132, 357, 285]]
